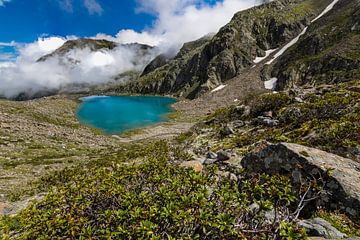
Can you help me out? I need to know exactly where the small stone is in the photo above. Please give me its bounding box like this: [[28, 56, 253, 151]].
[[295, 97, 305, 103], [217, 151, 230, 161], [248, 203, 260, 213], [206, 151, 218, 159], [203, 159, 217, 165], [252, 116, 279, 127], [231, 120, 245, 128], [229, 173, 238, 182], [222, 125, 234, 136], [263, 111, 274, 118], [264, 209, 276, 223], [180, 161, 203, 172]]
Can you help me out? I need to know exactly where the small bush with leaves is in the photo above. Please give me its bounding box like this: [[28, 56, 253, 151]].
[[1, 141, 308, 239]]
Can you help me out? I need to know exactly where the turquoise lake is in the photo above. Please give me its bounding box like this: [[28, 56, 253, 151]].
[[76, 96, 177, 134]]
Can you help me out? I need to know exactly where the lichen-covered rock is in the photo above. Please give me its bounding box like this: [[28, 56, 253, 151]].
[[180, 160, 204, 172], [298, 218, 347, 239], [241, 143, 360, 217], [216, 150, 231, 162]]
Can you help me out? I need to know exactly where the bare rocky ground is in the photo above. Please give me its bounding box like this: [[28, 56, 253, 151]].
[[174, 58, 269, 116]]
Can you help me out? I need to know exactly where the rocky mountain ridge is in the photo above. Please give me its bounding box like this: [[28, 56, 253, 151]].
[[121, 0, 334, 98], [267, 0, 360, 90]]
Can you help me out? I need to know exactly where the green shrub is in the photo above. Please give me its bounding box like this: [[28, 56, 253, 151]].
[[249, 93, 292, 117], [1, 141, 303, 239], [315, 210, 360, 236]]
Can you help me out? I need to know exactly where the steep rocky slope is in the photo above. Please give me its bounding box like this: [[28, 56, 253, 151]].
[[267, 0, 360, 90], [122, 0, 332, 98]]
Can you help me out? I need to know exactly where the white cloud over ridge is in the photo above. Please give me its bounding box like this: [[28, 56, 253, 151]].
[[0, 41, 16, 47], [0, 0, 11, 7], [114, 0, 261, 50], [0, 0, 264, 99], [0, 37, 155, 98]]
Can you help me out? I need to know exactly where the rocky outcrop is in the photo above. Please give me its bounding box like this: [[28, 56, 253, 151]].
[[242, 143, 360, 217], [268, 0, 360, 90], [141, 54, 171, 76], [124, 0, 332, 99], [298, 218, 347, 239]]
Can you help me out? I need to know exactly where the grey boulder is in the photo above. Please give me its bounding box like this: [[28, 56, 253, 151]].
[[241, 143, 360, 217]]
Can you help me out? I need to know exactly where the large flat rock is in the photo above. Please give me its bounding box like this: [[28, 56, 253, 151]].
[[242, 143, 360, 217]]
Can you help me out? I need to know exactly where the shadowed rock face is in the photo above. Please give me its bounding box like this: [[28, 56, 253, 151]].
[[141, 54, 171, 77], [268, 0, 360, 90], [242, 142, 360, 218]]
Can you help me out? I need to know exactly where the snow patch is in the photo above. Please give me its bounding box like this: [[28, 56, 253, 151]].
[[253, 49, 277, 63], [265, 27, 308, 65], [265, 0, 339, 65], [311, 0, 340, 23], [211, 84, 227, 93], [264, 78, 278, 90]]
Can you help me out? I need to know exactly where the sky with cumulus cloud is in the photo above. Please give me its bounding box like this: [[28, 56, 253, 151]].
[[0, 0, 264, 98]]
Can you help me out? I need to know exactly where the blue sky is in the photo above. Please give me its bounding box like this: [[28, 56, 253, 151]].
[[0, 0, 156, 43]]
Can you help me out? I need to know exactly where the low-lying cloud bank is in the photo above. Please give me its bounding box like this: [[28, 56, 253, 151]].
[[0, 0, 264, 99], [0, 37, 155, 98]]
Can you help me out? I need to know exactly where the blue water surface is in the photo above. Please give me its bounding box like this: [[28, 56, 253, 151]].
[[76, 96, 177, 134]]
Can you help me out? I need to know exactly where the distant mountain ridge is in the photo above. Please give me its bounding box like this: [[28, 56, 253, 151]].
[[37, 38, 152, 62]]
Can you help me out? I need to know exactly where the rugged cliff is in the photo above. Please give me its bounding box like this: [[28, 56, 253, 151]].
[[268, 0, 360, 90], [123, 0, 333, 98]]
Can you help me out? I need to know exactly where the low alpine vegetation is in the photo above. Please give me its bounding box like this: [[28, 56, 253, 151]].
[[1, 141, 309, 239]]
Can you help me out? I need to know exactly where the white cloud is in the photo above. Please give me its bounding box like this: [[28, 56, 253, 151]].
[[83, 0, 103, 15], [0, 0, 11, 7], [0, 41, 16, 47], [94, 30, 163, 47], [0, 37, 156, 98], [17, 37, 67, 62], [113, 0, 261, 52]]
